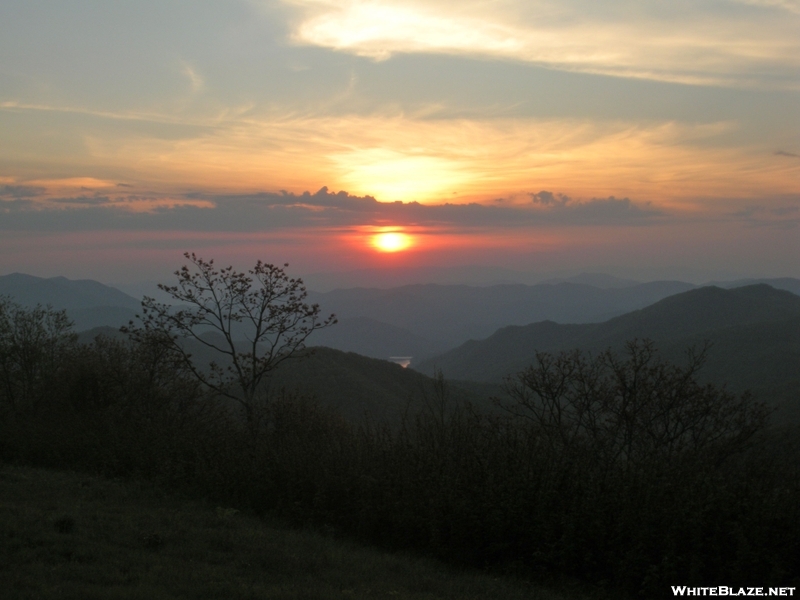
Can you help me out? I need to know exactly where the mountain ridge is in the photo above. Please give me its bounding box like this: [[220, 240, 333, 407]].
[[414, 284, 800, 424], [4, 272, 800, 368]]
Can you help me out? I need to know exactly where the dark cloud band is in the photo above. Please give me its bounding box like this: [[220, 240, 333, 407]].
[[0, 186, 667, 232]]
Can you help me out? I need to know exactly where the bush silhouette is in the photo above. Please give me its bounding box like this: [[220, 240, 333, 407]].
[[0, 297, 75, 415]]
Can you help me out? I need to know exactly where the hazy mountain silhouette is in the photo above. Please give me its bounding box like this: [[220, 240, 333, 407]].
[[415, 284, 800, 424], [301, 264, 544, 291], [0, 273, 140, 310], [77, 325, 497, 425], [268, 347, 497, 423], [307, 280, 698, 353], [417, 284, 800, 378], [65, 306, 138, 331], [714, 277, 800, 296], [536, 272, 641, 288], [45, 277, 800, 425], [6, 272, 800, 378], [0, 273, 141, 331], [309, 317, 446, 362]]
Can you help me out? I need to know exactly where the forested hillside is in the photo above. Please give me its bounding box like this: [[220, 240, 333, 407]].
[[416, 285, 800, 424]]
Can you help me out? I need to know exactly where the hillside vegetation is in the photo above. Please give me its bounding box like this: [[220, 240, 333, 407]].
[[417, 285, 800, 424], [2, 279, 800, 599], [75, 326, 499, 424]]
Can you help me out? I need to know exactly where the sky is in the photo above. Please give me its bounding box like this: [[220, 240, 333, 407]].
[[1, 0, 799, 287]]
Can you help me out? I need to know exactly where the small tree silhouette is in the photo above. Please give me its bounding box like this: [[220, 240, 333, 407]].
[[125, 253, 336, 422]]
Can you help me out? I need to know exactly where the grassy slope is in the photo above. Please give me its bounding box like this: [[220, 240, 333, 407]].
[[0, 465, 578, 600]]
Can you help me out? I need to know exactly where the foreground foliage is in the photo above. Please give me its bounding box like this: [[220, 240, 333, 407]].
[[0, 297, 75, 414], [1, 300, 798, 599]]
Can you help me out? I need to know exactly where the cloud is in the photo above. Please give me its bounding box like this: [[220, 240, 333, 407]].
[[49, 196, 109, 206], [775, 150, 799, 157], [731, 202, 800, 228], [531, 190, 570, 207], [529, 190, 661, 221], [181, 61, 205, 93], [0, 185, 46, 198], [0, 185, 666, 233], [566, 196, 660, 220], [279, 0, 800, 88], [731, 0, 800, 15], [0, 100, 203, 126], [4, 98, 797, 206]]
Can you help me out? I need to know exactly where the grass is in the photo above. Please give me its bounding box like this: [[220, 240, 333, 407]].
[[0, 464, 580, 600]]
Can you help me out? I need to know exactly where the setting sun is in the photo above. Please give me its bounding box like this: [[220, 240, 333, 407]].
[[372, 231, 413, 253]]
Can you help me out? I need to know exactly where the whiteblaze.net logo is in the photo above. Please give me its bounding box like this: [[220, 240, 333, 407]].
[[672, 587, 796, 597]]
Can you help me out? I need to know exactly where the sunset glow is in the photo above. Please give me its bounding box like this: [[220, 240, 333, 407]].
[[371, 231, 414, 253], [0, 1, 799, 284]]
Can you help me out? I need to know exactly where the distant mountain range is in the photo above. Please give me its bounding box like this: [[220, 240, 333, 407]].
[[414, 284, 800, 425], [309, 317, 444, 360], [536, 272, 641, 288], [4, 271, 800, 365], [9, 271, 799, 426], [0, 273, 139, 310], [307, 281, 698, 357], [308, 278, 800, 360], [0, 272, 140, 331]]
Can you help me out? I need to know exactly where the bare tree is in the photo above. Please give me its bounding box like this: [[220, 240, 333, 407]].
[[125, 253, 336, 421]]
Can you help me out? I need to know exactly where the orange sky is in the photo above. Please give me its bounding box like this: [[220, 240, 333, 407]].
[[1, 1, 799, 285]]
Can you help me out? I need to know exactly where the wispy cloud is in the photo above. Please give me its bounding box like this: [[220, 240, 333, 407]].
[[181, 61, 205, 93], [0, 184, 46, 198], [277, 0, 800, 87], [3, 104, 797, 207], [730, 201, 800, 228], [731, 0, 800, 15], [0, 101, 204, 126]]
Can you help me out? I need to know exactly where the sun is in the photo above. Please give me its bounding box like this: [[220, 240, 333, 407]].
[[372, 231, 413, 253]]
